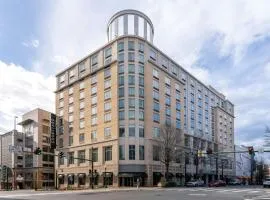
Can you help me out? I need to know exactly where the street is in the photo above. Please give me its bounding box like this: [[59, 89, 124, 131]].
[[0, 186, 268, 200]]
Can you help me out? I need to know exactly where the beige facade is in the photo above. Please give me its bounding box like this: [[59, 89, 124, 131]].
[[55, 9, 235, 187]]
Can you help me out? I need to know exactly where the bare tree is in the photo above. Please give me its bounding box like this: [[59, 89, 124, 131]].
[[158, 124, 178, 181]]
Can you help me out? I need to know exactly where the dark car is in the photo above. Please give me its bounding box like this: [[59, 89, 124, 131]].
[[208, 180, 226, 187]]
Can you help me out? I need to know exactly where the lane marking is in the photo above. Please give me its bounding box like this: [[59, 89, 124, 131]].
[[188, 193, 207, 196]]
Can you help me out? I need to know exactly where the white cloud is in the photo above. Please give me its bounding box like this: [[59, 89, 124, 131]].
[[22, 39, 40, 48], [0, 60, 55, 131]]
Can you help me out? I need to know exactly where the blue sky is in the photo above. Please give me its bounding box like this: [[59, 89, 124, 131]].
[[0, 0, 270, 152]]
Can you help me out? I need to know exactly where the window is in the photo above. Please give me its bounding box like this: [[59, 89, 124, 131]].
[[166, 107, 171, 116], [172, 65, 177, 75], [153, 101, 160, 111], [139, 99, 144, 109], [92, 96, 97, 104], [91, 131, 97, 140], [176, 111, 181, 120], [105, 146, 112, 161], [153, 79, 159, 89], [166, 117, 171, 125], [68, 106, 73, 113], [129, 145, 135, 160], [59, 109, 63, 117], [68, 152, 74, 164], [162, 58, 168, 68], [165, 77, 171, 85], [138, 42, 144, 52], [139, 145, 144, 160], [129, 98, 135, 108], [139, 88, 144, 97], [128, 64, 135, 73], [176, 92, 180, 101], [118, 42, 124, 52], [139, 65, 144, 75], [153, 145, 160, 161], [128, 41, 135, 51], [105, 79, 111, 89], [79, 133, 85, 143], [91, 116, 97, 125], [60, 75, 65, 83], [104, 102, 111, 111], [153, 68, 159, 78], [176, 120, 181, 129], [175, 83, 180, 91], [69, 115, 73, 122], [153, 90, 159, 100], [91, 75, 97, 84], [139, 76, 144, 86], [92, 106, 97, 115], [119, 76, 124, 86], [153, 113, 160, 122], [58, 93, 64, 102], [128, 75, 135, 85], [153, 127, 160, 138], [119, 145, 125, 160], [118, 64, 124, 74], [79, 120, 85, 129], [91, 55, 98, 66], [69, 87, 73, 95], [119, 111, 125, 120], [79, 82, 85, 90], [176, 102, 181, 110], [139, 111, 144, 120], [165, 87, 170, 95], [150, 49, 157, 60], [59, 101, 64, 108], [78, 150, 85, 163], [128, 87, 135, 96], [118, 53, 124, 63], [79, 62, 86, 73], [80, 92, 85, 99], [165, 96, 171, 105], [58, 138, 63, 148], [129, 110, 135, 119], [119, 87, 124, 97], [119, 99, 125, 109], [104, 113, 111, 122], [91, 86, 97, 95], [69, 136, 73, 146], [104, 68, 111, 78], [128, 52, 135, 62], [105, 47, 112, 58], [104, 127, 111, 137], [69, 97, 73, 104], [119, 127, 125, 137], [139, 127, 144, 137], [129, 127, 135, 137], [138, 54, 144, 65], [104, 90, 111, 100]]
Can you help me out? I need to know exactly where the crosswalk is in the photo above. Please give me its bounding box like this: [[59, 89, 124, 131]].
[[162, 187, 267, 195]]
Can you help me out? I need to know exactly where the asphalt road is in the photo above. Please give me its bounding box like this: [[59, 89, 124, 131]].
[[0, 186, 269, 200]]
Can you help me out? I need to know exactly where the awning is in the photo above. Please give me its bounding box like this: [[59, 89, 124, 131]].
[[18, 119, 34, 125], [102, 172, 113, 177], [153, 172, 163, 177], [58, 174, 64, 178], [165, 172, 174, 178], [78, 173, 86, 178]]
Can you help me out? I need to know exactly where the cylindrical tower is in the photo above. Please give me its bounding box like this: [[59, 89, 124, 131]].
[[107, 9, 154, 43]]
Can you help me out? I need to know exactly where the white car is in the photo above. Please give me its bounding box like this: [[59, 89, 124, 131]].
[[263, 178, 270, 188], [186, 180, 204, 187]]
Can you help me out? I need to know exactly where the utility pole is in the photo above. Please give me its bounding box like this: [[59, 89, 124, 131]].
[[221, 160, 224, 180]]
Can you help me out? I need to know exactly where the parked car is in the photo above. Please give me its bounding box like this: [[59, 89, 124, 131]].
[[186, 179, 204, 187], [263, 178, 270, 188], [228, 179, 241, 185], [208, 180, 226, 187]]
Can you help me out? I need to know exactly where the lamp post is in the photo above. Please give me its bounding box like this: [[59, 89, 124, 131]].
[[91, 147, 94, 189], [104, 167, 107, 188]]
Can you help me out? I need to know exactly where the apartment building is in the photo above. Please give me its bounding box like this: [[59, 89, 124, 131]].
[[15, 108, 56, 189], [55, 9, 235, 187]]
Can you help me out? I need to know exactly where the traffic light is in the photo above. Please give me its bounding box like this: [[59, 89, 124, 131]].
[[248, 146, 255, 156], [2, 165, 7, 180], [34, 147, 42, 155], [59, 151, 64, 158], [206, 148, 213, 155]]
